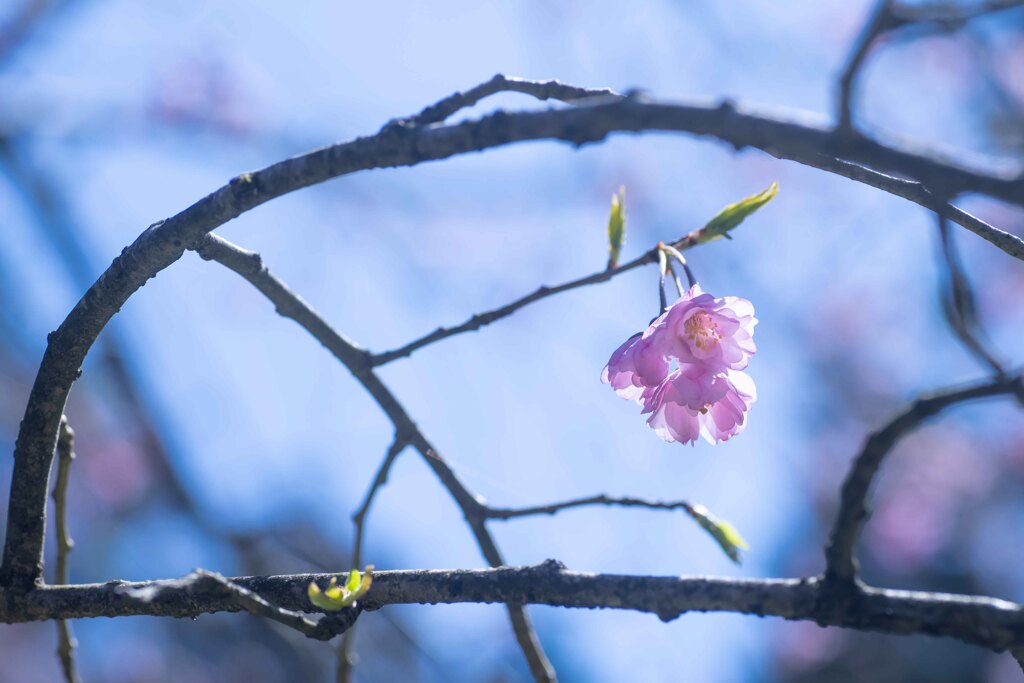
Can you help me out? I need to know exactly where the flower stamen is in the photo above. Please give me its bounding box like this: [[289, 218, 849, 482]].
[[683, 310, 722, 351]]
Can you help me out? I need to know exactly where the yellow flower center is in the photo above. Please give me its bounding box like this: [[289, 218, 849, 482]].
[[683, 310, 721, 351]]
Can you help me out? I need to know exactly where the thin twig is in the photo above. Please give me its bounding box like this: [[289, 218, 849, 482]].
[[824, 373, 1024, 583], [666, 262, 686, 299], [371, 222, 728, 366], [194, 234, 557, 682], [371, 248, 657, 365], [52, 416, 80, 683], [407, 73, 621, 126], [936, 214, 1006, 376], [8, 563, 1024, 654], [484, 494, 693, 520], [352, 437, 410, 569], [338, 436, 409, 683]]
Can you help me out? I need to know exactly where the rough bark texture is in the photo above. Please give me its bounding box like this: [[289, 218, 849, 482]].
[[3, 563, 1024, 652]]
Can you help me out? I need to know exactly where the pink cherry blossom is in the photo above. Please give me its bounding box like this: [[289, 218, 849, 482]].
[[601, 283, 758, 446], [648, 285, 756, 372], [600, 332, 669, 403], [642, 368, 756, 445]]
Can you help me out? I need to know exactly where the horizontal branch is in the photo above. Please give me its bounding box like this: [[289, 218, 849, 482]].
[[6, 79, 1024, 589], [4, 562, 1024, 653], [169, 569, 358, 641], [483, 494, 692, 520]]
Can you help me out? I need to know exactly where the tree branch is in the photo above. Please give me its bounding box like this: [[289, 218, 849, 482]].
[[351, 436, 408, 575], [339, 435, 409, 683], [406, 73, 621, 126], [52, 416, 80, 683], [372, 242, 665, 365], [824, 374, 1024, 583], [936, 213, 1006, 375], [4, 563, 1024, 654], [193, 234, 557, 682], [483, 494, 694, 520], [125, 569, 359, 641]]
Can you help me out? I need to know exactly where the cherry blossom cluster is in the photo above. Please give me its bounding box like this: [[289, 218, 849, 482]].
[[602, 285, 757, 445]]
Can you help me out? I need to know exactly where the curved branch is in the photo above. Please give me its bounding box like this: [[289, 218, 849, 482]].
[[837, 0, 1024, 130], [5, 563, 1024, 654], [838, 0, 899, 132], [824, 374, 1024, 583], [5, 80, 1023, 590]]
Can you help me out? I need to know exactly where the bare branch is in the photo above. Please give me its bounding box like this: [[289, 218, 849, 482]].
[[936, 214, 1006, 375], [194, 234, 557, 682], [371, 245, 659, 365], [52, 416, 80, 683], [484, 494, 694, 520], [5, 563, 1024, 654], [407, 73, 622, 126], [126, 569, 358, 641], [339, 435, 409, 683], [824, 374, 1024, 583], [351, 437, 408, 572]]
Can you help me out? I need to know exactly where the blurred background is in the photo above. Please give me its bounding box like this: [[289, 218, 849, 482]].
[[1, 0, 1023, 681]]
